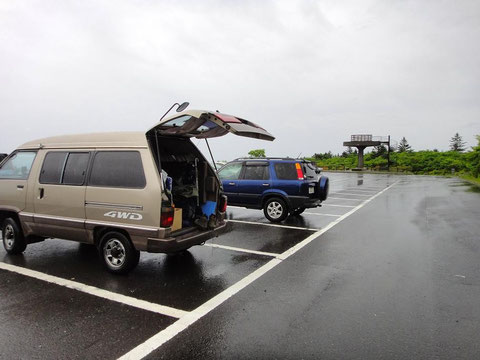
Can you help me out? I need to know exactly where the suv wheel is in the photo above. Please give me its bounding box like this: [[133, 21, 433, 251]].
[[291, 207, 306, 216], [2, 218, 27, 254], [263, 197, 288, 222], [99, 232, 140, 274]]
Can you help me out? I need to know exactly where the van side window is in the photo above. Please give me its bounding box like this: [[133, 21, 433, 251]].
[[89, 151, 146, 188], [40, 152, 68, 184], [40, 152, 90, 185], [0, 151, 37, 180], [63, 153, 90, 185]]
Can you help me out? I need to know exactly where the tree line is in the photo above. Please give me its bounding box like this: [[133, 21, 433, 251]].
[[310, 133, 480, 179]]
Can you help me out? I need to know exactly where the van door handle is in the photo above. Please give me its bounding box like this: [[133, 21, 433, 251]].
[[17, 185, 24, 189], [38, 188, 44, 199], [262, 183, 270, 186], [228, 182, 236, 186]]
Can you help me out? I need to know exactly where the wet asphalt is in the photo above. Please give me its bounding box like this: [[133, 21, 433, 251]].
[[1, 173, 480, 359]]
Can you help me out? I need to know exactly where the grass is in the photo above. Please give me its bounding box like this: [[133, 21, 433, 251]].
[[458, 174, 480, 187]]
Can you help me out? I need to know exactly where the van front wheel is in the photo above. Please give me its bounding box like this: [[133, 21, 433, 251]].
[[2, 218, 27, 254], [99, 232, 140, 274]]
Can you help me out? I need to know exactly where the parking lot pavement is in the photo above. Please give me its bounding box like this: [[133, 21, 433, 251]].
[[144, 175, 480, 360], [0, 172, 413, 359], [0, 269, 175, 360]]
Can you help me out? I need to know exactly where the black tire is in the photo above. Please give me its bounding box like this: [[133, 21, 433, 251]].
[[2, 217, 27, 254], [99, 232, 140, 274], [263, 197, 288, 222], [291, 207, 306, 216], [318, 176, 329, 201]]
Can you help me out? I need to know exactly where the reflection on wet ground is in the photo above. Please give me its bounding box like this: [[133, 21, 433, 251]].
[[211, 222, 315, 254], [1, 240, 270, 311]]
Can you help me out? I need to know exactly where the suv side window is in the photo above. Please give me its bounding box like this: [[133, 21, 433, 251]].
[[218, 162, 243, 180], [274, 163, 298, 180], [89, 151, 146, 188], [0, 151, 37, 180], [40, 152, 90, 185], [243, 163, 269, 180]]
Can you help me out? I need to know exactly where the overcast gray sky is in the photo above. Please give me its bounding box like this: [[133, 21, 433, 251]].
[[1, 0, 479, 159]]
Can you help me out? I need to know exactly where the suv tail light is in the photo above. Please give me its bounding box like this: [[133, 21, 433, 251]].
[[219, 195, 228, 213], [295, 163, 304, 180], [161, 207, 174, 227]]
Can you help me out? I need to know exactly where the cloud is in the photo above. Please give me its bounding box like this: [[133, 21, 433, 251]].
[[0, 0, 479, 157]]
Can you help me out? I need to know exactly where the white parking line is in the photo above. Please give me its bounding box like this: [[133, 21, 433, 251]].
[[303, 212, 341, 217], [0, 262, 187, 319], [344, 189, 378, 193], [347, 187, 384, 191], [321, 204, 356, 208], [331, 192, 371, 197], [203, 243, 279, 258], [119, 181, 399, 360], [226, 219, 318, 231], [327, 197, 364, 201]]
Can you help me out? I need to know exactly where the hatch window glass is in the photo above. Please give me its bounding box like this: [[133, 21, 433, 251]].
[[89, 151, 146, 188], [218, 162, 243, 180], [274, 163, 298, 180], [161, 115, 193, 128], [0, 152, 37, 180], [243, 164, 269, 180]]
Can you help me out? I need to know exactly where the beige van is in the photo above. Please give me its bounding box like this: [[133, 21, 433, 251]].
[[0, 110, 274, 273]]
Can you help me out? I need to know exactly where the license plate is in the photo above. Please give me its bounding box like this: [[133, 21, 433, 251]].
[[309, 187, 315, 194]]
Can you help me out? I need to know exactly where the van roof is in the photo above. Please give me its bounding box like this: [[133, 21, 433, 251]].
[[18, 132, 149, 150]]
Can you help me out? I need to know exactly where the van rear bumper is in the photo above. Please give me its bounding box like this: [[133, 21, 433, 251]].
[[146, 222, 228, 253]]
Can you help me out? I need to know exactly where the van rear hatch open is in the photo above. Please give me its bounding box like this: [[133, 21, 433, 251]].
[[147, 110, 275, 141]]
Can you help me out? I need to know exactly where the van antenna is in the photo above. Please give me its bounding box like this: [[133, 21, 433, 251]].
[[159, 101, 189, 122]]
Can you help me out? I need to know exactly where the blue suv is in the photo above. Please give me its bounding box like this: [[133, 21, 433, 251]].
[[218, 158, 329, 222]]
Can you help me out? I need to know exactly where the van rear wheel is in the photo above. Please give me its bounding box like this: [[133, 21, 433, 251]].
[[2, 218, 27, 254], [99, 232, 140, 274]]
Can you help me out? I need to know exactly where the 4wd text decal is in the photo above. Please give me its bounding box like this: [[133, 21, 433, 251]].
[[103, 211, 143, 221]]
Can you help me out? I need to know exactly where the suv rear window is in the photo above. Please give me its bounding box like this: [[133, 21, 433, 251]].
[[274, 163, 298, 180], [89, 151, 146, 188], [303, 162, 319, 180]]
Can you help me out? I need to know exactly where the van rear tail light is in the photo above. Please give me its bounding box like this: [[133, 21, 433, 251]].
[[219, 195, 228, 213], [161, 207, 174, 228], [295, 163, 304, 180]]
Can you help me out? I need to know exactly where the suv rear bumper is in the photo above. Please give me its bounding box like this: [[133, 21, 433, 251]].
[[288, 196, 322, 209], [146, 222, 227, 253]]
